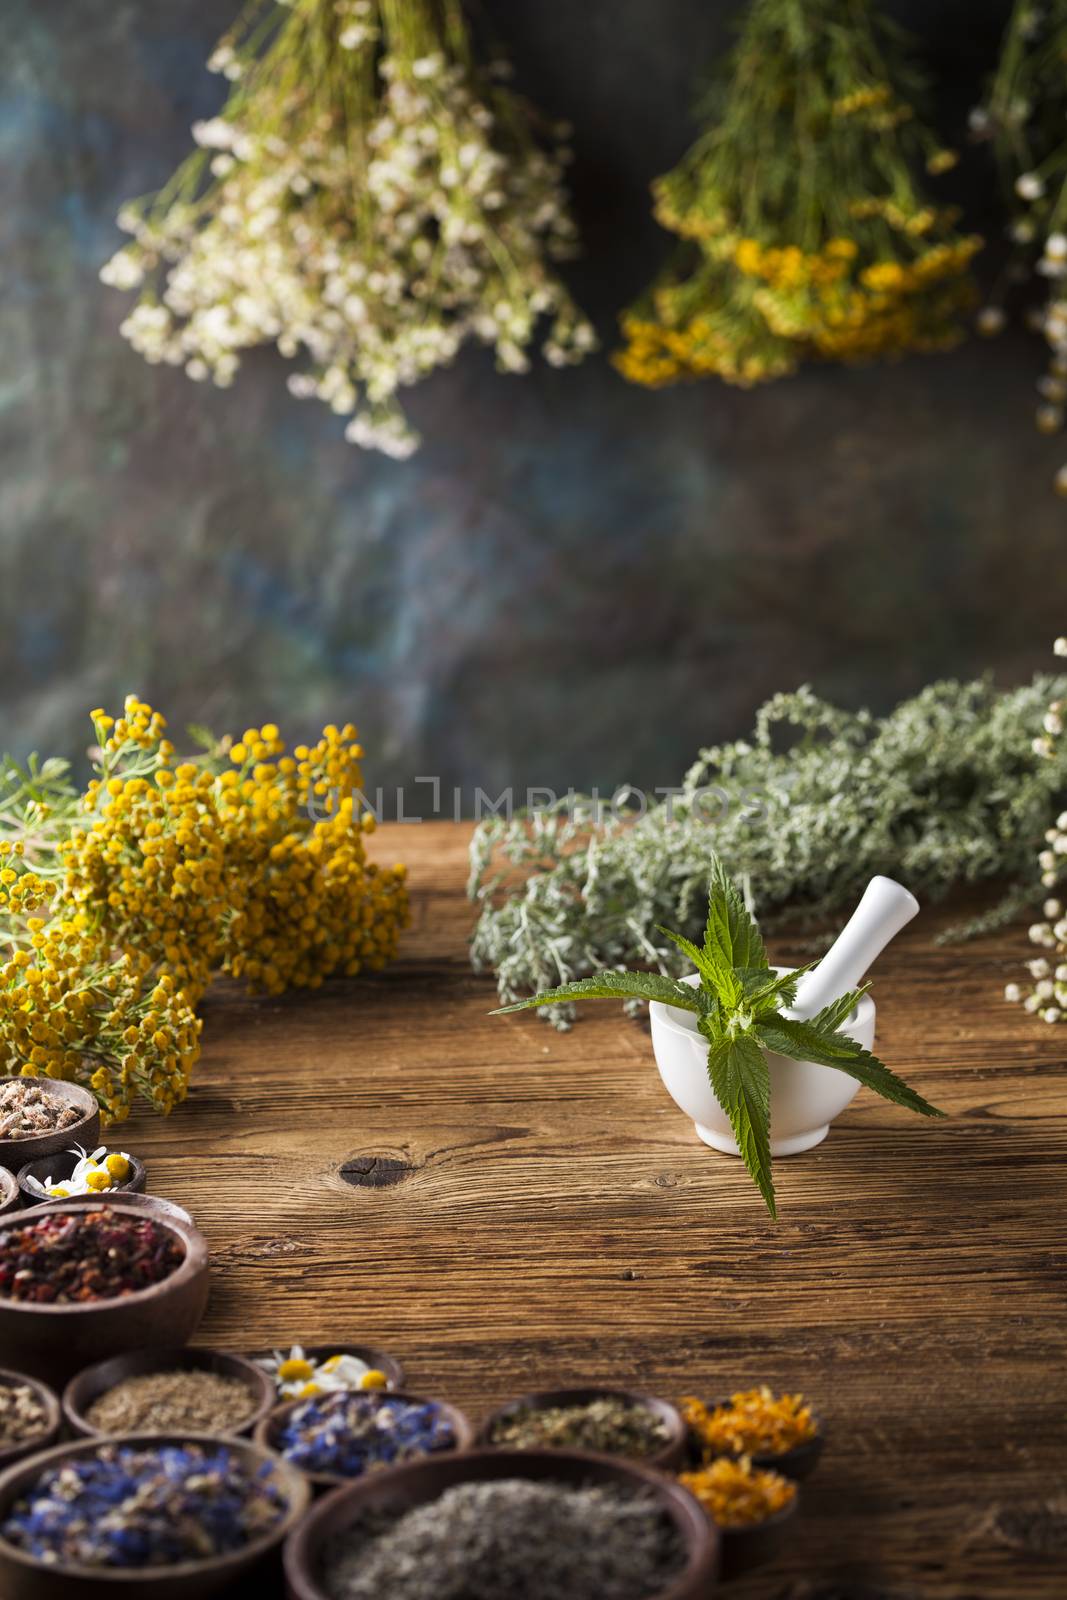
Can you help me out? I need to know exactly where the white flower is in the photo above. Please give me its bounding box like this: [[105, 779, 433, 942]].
[[1028, 958, 1051, 978], [1024, 993, 1042, 1012], [1004, 982, 1022, 1003], [1044, 1007, 1062, 1023], [191, 117, 235, 151], [99, 250, 145, 290], [1044, 899, 1062, 918], [1016, 172, 1046, 200]]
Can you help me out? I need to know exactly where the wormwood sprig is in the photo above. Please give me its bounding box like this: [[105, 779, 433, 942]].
[[493, 854, 943, 1216]]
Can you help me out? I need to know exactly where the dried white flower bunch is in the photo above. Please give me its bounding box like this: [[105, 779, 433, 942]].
[[972, 1, 1067, 492], [1006, 636, 1067, 1022], [100, 0, 595, 457]]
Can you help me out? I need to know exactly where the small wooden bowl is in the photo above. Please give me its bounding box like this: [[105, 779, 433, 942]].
[[256, 1389, 474, 1491], [715, 1493, 799, 1580], [0, 1430, 310, 1599], [685, 1396, 824, 1481], [0, 1171, 20, 1219], [0, 1369, 61, 1470], [247, 1343, 404, 1398], [0, 1079, 99, 1175], [0, 1197, 210, 1385], [283, 1447, 719, 1600], [32, 1190, 193, 1227], [63, 1346, 276, 1441], [17, 1151, 147, 1208], [479, 1387, 687, 1471]]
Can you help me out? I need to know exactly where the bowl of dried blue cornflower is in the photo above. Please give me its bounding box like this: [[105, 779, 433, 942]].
[[283, 1446, 719, 1600], [257, 1389, 474, 1491], [0, 1431, 311, 1598]]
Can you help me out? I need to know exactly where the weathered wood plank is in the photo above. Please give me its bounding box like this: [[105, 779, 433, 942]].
[[123, 822, 1066, 1597]]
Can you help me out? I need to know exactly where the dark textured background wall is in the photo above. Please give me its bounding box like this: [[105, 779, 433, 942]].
[[1, 0, 1063, 807]]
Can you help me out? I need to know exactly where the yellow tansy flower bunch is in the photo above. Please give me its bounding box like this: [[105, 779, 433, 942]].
[[0, 698, 408, 1119], [616, 0, 981, 389]]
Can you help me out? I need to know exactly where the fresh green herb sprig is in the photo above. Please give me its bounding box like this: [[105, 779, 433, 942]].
[[493, 853, 943, 1217]]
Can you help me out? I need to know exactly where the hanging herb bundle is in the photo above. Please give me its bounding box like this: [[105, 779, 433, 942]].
[[972, 2, 1067, 492], [100, 0, 594, 458], [469, 678, 1067, 1025], [0, 698, 409, 1119], [615, 0, 980, 390]]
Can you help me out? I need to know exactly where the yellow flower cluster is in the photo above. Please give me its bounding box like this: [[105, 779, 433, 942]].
[[0, 697, 408, 1119], [615, 0, 982, 390]]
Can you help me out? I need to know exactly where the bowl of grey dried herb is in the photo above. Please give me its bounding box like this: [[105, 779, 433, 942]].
[[0, 1369, 61, 1470], [479, 1388, 687, 1470], [62, 1345, 276, 1441], [283, 1447, 719, 1600]]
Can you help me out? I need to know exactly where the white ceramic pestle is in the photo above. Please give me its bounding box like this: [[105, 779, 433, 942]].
[[787, 875, 919, 1021]]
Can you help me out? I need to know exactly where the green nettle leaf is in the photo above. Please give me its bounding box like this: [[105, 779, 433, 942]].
[[491, 971, 707, 1015], [702, 1025, 776, 1218], [755, 1016, 944, 1120], [492, 852, 945, 1219], [705, 852, 767, 972]]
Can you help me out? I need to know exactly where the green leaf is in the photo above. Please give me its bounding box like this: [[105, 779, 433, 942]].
[[738, 961, 817, 1016], [491, 971, 708, 1015], [807, 985, 869, 1033], [658, 924, 740, 1007], [704, 851, 767, 974], [700, 1023, 776, 1218], [755, 1016, 944, 1119]]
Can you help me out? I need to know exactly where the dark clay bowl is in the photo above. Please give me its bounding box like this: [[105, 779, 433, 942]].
[[63, 1346, 275, 1441], [0, 1197, 210, 1385], [31, 1189, 193, 1227], [0, 1430, 310, 1600], [283, 1446, 719, 1600], [685, 1395, 824, 1481], [0, 1079, 100, 1176], [247, 1343, 404, 1398], [0, 1170, 19, 1219], [714, 1490, 799, 1580], [0, 1369, 61, 1470], [256, 1389, 474, 1491], [479, 1386, 687, 1471], [17, 1150, 147, 1208]]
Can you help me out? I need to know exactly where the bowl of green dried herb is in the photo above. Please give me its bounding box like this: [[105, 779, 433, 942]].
[[478, 1388, 687, 1470], [283, 1447, 719, 1600]]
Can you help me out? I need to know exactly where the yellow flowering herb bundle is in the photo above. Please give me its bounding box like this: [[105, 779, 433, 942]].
[[0, 699, 408, 1119], [100, 0, 594, 459], [973, 2, 1067, 492], [616, 0, 981, 390]]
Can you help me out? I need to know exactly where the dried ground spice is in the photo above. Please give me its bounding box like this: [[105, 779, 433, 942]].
[[0, 1210, 184, 1304], [678, 1456, 796, 1528], [681, 1388, 817, 1458], [321, 1478, 686, 1600], [488, 1396, 670, 1458], [85, 1370, 255, 1434]]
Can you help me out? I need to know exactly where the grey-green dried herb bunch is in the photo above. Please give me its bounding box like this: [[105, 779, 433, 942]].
[[470, 678, 1067, 1028], [494, 853, 943, 1216]]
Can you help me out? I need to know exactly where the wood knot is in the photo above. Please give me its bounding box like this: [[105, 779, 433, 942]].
[[339, 1153, 417, 1189]]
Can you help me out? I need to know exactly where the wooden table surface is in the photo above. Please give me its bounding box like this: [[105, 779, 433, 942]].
[[127, 821, 1066, 1599]]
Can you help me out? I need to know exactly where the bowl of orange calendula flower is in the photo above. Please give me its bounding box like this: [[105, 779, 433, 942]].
[[677, 1454, 798, 1578], [681, 1388, 823, 1480]]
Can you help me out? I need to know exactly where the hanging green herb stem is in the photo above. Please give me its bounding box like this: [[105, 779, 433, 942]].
[[616, 0, 980, 389], [100, 0, 594, 458]]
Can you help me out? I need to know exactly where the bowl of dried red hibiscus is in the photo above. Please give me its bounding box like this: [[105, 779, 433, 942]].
[[0, 1078, 99, 1176], [680, 1389, 823, 1480], [0, 1198, 209, 1384]]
